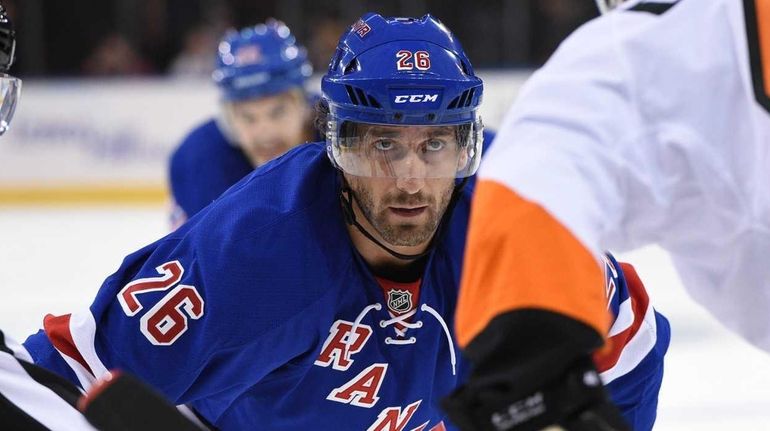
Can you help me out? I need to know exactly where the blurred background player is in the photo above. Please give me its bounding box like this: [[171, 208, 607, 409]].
[[445, 0, 770, 429], [169, 19, 315, 225], [23, 12, 666, 430]]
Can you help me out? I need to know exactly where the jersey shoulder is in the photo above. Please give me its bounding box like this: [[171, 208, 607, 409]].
[[194, 142, 337, 234], [181, 142, 352, 313], [169, 118, 253, 218], [171, 119, 231, 162]]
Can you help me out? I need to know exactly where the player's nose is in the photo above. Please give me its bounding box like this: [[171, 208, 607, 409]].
[[395, 157, 426, 194]]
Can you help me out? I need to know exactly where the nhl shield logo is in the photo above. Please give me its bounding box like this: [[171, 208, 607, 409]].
[[387, 289, 413, 314]]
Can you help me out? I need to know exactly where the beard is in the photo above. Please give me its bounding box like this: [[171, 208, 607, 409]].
[[348, 178, 455, 247]]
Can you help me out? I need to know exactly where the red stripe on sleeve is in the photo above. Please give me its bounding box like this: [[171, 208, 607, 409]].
[[593, 262, 650, 372], [43, 313, 94, 376]]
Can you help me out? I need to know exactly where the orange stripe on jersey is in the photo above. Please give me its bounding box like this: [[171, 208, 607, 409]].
[[747, 0, 770, 111], [44, 313, 94, 375], [758, 0, 770, 96], [456, 180, 611, 348]]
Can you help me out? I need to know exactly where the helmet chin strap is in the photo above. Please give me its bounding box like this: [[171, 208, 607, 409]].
[[338, 174, 469, 262]]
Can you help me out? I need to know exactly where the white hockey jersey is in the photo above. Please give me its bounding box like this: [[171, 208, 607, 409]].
[[457, 0, 770, 351]]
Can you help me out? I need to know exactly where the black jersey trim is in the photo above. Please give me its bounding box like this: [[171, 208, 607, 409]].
[[628, 1, 679, 15], [0, 393, 49, 431], [0, 330, 14, 356], [744, 0, 770, 112], [0, 330, 82, 407]]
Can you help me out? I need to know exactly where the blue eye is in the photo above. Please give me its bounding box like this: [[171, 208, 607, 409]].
[[374, 139, 394, 151], [425, 139, 445, 151]]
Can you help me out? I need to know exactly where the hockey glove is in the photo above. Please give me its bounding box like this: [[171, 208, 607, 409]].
[[78, 371, 204, 431], [441, 309, 629, 431]]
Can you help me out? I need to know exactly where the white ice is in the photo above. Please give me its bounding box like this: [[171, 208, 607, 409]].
[[1, 206, 768, 429]]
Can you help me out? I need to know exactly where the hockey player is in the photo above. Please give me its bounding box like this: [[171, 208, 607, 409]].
[[444, 0, 770, 429], [24, 13, 665, 430], [169, 20, 316, 225]]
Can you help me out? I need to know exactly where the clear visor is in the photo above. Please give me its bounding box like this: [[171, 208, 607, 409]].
[[327, 119, 483, 179], [0, 74, 21, 136]]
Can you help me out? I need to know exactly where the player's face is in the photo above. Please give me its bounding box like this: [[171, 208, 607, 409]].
[[345, 125, 457, 247], [226, 89, 308, 166]]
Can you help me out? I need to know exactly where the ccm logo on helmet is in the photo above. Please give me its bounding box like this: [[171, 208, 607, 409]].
[[394, 94, 439, 104]]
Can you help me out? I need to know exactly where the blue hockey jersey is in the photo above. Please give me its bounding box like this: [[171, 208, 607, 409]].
[[168, 118, 255, 224], [26, 141, 668, 430], [169, 96, 323, 225], [598, 254, 670, 431]]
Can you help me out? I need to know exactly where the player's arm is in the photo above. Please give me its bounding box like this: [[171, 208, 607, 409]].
[[0, 330, 97, 429], [595, 254, 670, 431], [443, 12, 672, 430], [22, 234, 242, 428], [23, 207, 321, 427], [1, 330, 204, 431], [23, 237, 213, 401]]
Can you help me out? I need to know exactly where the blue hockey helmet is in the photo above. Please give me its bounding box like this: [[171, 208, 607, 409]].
[[322, 13, 484, 179], [213, 19, 313, 102]]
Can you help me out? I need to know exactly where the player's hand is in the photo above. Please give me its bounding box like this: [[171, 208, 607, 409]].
[[442, 355, 628, 431], [78, 371, 204, 431], [441, 310, 629, 431]]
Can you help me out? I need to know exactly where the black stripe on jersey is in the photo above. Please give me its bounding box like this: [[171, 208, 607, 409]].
[[0, 393, 50, 431], [0, 330, 14, 356], [744, 0, 770, 113], [628, 1, 679, 15], [0, 330, 82, 407]]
